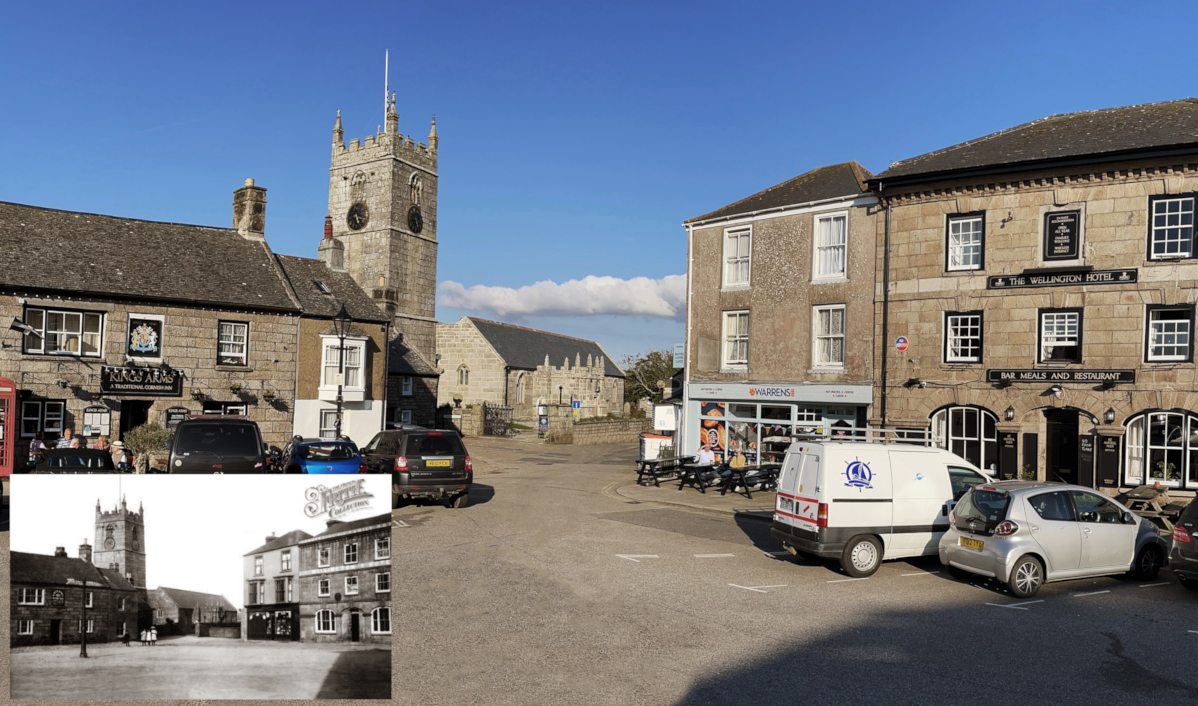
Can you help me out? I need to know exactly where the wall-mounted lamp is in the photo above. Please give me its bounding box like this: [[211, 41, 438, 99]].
[[1005, 406, 1015, 422], [905, 377, 927, 389], [1049, 384, 1063, 399], [1104, 407, 1116, 424]]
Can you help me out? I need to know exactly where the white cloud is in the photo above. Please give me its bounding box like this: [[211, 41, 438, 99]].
[[438, 274, 686, 320]]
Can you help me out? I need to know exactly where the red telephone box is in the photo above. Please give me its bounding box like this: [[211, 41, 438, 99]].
[[0, 377, 15, 476]]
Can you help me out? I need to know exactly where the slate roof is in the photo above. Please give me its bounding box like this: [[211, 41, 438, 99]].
[[243, 528, 314, 557], [274, 255, 389, 323], [468, 317, 624, 378], [11, 551, 136, 591], [301, 512, 391, 542], [0, 201, 300, 313], [873, 98, 1198, 183], [156, 586, 237, 611], [686, 162, 872, 224], [388, 336, 438, 377]]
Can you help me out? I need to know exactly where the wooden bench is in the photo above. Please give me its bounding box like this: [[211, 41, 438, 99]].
[[634, 456, 690, 487]]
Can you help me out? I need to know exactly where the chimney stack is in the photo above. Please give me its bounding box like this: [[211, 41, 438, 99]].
[[79, 540, 92, 564], [54, 547, 66, 558], [317, 215, 346, 272], [265, 533, 277, 543], [232, 178, 267, 238]]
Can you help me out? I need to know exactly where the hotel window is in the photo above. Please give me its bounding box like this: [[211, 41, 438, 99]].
[[1148, 194, 1196, 260], [722, 311, 750, 369], [402, 376, 413, 396], [946, 213, 985, 271], [1124, 411, 1198, 488], [345, 576, 359, 595], [372, 607, 391, 635], [17, 588, 44, 605], [86, 591, 93, 608], [723, 227, 751, 287], [218, 321, 249, 366], [316, 610, 335, 633], [814, 212, 848, 279], [281, 550, 291, 571], [254, 556, 263, 576], [1146, 306, 1193, 363], [376, 537, 390, 560], [275, 579, 286, 603], [1039, 309, 1083, 363], [318, 579, 330, 596], [345, 542, 358, 564], [18, 620, 33, 635], [21, 306, 104, 357], [932, 406, 999, 473], [944, 312, 984, 363], [376, 572, 391, 593], [318, 547, 330, 567], [812, 305, 846, 369], [322, 340, 364, 389]]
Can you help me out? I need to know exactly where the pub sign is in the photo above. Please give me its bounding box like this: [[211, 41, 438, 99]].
[[1043, 211, 1081, 261], [100, 365, 183, 397], [51, 589, 65, 607], [126, 317, 163, 359]]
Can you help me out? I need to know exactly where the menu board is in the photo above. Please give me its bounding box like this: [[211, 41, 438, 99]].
[[1043, 210, 1081, 260]]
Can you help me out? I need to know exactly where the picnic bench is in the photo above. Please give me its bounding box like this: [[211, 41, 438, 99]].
[[635, 456, 692, 487], [717, 463, 782, 499], [1123, 485, 1185, 532]]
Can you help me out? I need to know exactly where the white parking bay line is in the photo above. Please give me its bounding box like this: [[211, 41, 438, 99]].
[[1140, 582, 1170, 588], [729, 584, 787, 593], [615, 554, 659, 563], [695, 554, 735, 558], [1189, 630, 1198, 635], [1073, 590, 1111, 598], [901, 571, 940, 577], [985, 600, 1044, 610], [764, 551, 791, 556], [392, 520, 409, 528], [826, 577, 870, 584]]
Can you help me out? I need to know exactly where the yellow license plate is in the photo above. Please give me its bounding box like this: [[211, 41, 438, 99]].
[[426, 460, 451, 467], [960, 537, 984, 551]]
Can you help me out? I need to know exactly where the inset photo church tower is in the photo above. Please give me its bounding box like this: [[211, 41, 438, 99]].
[[93, 496, 146, 590], [327, 93, 439, 364]]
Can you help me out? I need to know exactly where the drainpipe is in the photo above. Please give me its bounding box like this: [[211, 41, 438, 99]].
[[503, 366, 510, 406], [879, 196, 892, 430]]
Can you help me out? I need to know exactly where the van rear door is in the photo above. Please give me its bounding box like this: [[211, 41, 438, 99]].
[[775, 445, 820, 532]]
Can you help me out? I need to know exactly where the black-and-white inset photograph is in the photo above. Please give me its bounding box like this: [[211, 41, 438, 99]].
[[9, 475, 392, 700]]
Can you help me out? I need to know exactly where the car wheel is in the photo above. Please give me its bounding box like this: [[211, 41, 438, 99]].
[[1179, 575, 1198, 592], [1007, 556, 1044, 598], [1131, 544, 1164, 580], [448, 493, 469, 509], [840, 535, 882, 577]]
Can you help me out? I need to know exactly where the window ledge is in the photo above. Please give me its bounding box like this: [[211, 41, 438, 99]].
[[216, 365, 252, 372], [811, 276, 850, 285], [719, 367, 748, 374], [319, 387, 366, 402], [943, 269, 985, 276], [941, 362, 981, 368], [807, 367, 846, 374], [720, 285, 752, 293]]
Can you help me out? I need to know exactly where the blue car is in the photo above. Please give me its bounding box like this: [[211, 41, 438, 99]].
[[279, 438, 365, 474]]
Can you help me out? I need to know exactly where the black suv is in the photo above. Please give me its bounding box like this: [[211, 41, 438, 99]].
[[361, 428, 472, 508], [1170, 500, 1198, 591], [167, 416, 271, 473]]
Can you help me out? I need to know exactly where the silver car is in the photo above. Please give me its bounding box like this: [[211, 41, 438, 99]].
[[939, 481, 1168, 598]]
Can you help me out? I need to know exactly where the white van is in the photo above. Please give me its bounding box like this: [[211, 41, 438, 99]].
[[771, 434, 992, 577]]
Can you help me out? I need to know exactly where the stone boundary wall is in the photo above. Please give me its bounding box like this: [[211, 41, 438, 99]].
[[199, 624, 241, 638], [570, 418, 653, 446]]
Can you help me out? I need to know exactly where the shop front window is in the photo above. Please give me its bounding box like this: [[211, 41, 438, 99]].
[[931, 406, 998, 472], [1125, 411, 1198, 488]]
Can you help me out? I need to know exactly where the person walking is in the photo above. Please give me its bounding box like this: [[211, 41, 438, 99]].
[[150, 626, 158, 646]]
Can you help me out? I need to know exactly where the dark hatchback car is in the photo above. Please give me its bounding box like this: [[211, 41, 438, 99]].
[[33, 449, 120, 473], [167, 416, 271, 473], [361, 428, 472, 508], [1170, 500, 1198, 591]]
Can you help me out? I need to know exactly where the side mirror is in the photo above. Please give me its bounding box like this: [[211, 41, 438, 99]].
[[1123, 511, 1135, 524]]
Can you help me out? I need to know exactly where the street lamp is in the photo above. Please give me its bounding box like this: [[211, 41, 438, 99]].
[[331, 304, 353, 441], [1104, 407, 1117, 424], [79, 580, 88, 658]]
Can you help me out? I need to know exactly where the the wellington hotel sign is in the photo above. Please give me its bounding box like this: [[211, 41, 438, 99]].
[[99, 365, 183, 397], [987, 268, 1138, 290]]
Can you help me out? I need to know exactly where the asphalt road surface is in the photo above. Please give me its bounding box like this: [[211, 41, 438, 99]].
[[396, 436, 1198, 706]]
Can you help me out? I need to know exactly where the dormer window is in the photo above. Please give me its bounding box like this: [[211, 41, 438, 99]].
[[314, 280, 333, 295]]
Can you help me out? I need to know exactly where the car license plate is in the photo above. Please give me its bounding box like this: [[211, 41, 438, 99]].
[[960, 537, 984, 551], [426, 460, 451, 467]]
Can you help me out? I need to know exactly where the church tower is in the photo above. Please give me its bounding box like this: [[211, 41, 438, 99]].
[[93, 496, 146, 589], [328, 94, 439, 363]]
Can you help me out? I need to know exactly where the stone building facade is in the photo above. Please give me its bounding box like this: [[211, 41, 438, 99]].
[[435, 317, 625, 422], [385, 334, 440, 428], [92, 497, 146, 591], [11, 546, 139, 647], [242, 529, 312, 641], [296, 514, 391, 644], [869, 99, 1198, 492], [147, 586, 238, 635], [680, 163, 877, 460]]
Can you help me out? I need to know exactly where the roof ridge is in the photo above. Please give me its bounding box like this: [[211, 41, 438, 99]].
[[0, 199, 237, 233], [468, 317, 605, 346], [685, 162, 868, 224]]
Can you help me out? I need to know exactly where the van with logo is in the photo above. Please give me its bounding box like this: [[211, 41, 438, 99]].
[[771, 431, 992, 577]]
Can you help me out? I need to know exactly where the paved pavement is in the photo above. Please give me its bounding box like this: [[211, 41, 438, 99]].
[[10, 635, 390, 699], [397, 435, 1198, 706]]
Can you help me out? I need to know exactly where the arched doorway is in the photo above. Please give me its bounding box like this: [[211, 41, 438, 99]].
[[930, 405, 998, 472]]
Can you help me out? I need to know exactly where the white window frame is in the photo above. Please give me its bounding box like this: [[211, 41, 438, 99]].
[[281, 550, 291, 571], [946, 214, 984, 272], [1148, 195, 1196, 260], [22, 307, 104, 357], [318, 547, 330, 568], [1039, 310, 1082, 363], [1146, 306, 1193, 362], [932, 406, 999, 473], [400, 409, 412, 425], [20, 400, 41, 438], [218, 321, 249, 366], [721, 310, 750, 370], [315, 609, 335, 634], [255, 581, 265, 605], [944, 312, 983, 363], [319, 336, 367, 392], [812, 305, 847, 370], [319, 410, 338, 440], [318, 578, 330, 596], [722, 226, 752, 288], [254, 556, 263, 576], [376, 572, 390, 593], [345, 542, 358, 564], [43, 401, 64, 435], [401, 376, 413, 396], [345, 575, 359, 595], [812, 211, 849, 281], [371, 607, 391, 635], [375, 537, 390, 560], [119, 598, 126, 611], [84, 619, 94, 634], [17, 588, 44, 605], [18, 620, 33, 635], [86, 591, 93, 608]]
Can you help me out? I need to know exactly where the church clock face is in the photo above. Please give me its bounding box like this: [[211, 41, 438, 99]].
[[407, 205, 423, 234], [347, 202, 370, 231], [105, 537, 115, 549]]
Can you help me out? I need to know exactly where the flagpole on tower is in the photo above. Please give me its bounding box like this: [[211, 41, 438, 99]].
[[384, 50, 389, 115]]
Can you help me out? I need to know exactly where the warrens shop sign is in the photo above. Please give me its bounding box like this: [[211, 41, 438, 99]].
[[99, 365, 183, 397]]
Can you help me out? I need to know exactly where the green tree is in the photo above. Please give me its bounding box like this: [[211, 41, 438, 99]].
[[621, 349, 676, 405], [122, 422, 171, 474]]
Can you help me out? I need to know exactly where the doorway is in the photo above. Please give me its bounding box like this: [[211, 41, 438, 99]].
[[350, 612, 360, 642], [119, 401, 153, 439], [1044, 409, 1079, 484], [50, 619, 61, 644]]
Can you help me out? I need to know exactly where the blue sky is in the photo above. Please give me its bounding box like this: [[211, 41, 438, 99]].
[[3, 1, 1197, 360]]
